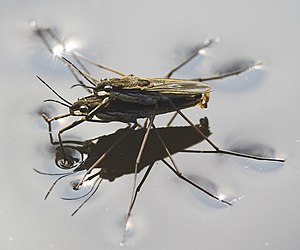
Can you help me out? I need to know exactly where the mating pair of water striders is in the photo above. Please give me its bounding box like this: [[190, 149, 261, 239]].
[[34, 26, 285, 235]]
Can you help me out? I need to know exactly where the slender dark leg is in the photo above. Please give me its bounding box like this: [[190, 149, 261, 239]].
[[152, 124, 181, 172], [71, 176, 103, 216], [124, 115, 156, 232], [165, 39, 215, 78], [180, 149, 285, 162], [71, 51, 126, 76], [161, 159, 231, 206], [166, 112, 178, 127], [42, 113, 71, 145], [169, 101, 285, 162], [191, 63, 262, 82], [126, 163, 155, 220]]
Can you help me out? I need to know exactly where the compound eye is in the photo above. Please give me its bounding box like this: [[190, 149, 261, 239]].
[[79, 105, 88, 113], [104, 85, 113, 92]]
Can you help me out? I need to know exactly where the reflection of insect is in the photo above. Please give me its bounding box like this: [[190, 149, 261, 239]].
[[34, 26, 285, 237], [35, 118, 212, 215]]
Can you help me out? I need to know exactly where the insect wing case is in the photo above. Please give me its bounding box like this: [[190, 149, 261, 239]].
[[94, 76, 212, 122]]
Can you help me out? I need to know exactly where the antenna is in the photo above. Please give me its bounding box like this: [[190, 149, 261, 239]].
[[36, 75, 72, 106]]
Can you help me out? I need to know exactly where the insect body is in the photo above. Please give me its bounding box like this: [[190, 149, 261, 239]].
[[71, 75, 211, 123]]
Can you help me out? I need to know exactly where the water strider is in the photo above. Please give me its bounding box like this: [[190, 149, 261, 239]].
[[34, 26, 285, 237]]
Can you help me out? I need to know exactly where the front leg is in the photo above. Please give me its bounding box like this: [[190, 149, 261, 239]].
[[42, 113, 71, 145], [42, 113, 86, 167], [56, 117, 86, 159]]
